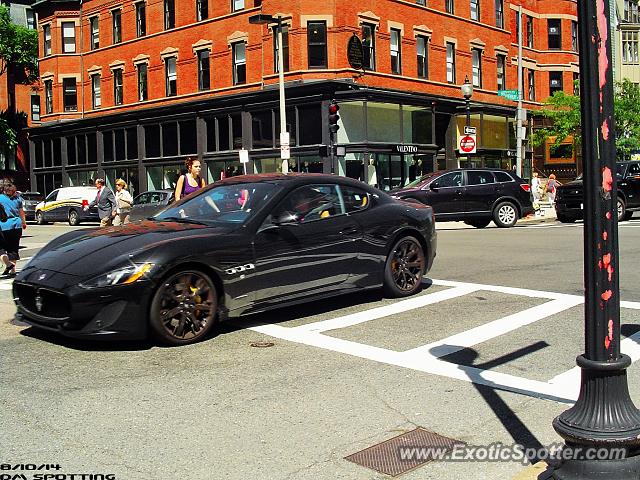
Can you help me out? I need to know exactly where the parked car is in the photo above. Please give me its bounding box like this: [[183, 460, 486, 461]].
[[14, 174, 437, 346], [555, 161, 640, 223], [20, 192, 45, 221], [34, 186, 100, 226], [130, 189, 175, 221], [390, 168, 534, 228]]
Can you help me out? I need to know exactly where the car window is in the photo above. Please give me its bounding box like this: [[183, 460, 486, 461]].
[[494, 171, 513, 183], [628, 163, 640, 176], [272, 184, 345, 224], [340, 185, 370, 214], [134, 193, 150, 205], [150, 193, 163, 203], [467, 171, 495, 186], [45, 190, 58, 202], [616, 163, 627, 177], [434, 172, 463, 188]]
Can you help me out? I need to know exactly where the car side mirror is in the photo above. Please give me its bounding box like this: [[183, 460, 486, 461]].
[[273, 212, 299, 226], [430, 182, 439, 190]]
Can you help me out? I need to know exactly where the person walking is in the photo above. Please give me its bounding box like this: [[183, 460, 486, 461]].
[[175, 158, 206, 201], [113, 179, 133, 226], [85, 178, 116, 227], [531, 172, 541, 203], [546, 173, 561, 205], [0, 177, 27, 277]]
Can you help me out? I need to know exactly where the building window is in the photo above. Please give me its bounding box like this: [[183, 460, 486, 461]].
[[136, 3, 146, 37], [549, 71, 563, 95], [232, 42, 246, 85], [137, 64, 148, 101], [416, 0, 426, 4], [31, 95, 40, 121], [196, 0, 208, 21], [232, 0, 244, 12], [526, 16, 533, 48], [198, 50, 210, 91], [445, 0, 454, 14], [622, 31, 639, 64], [472, 48, 482, 87], [164, 0, 175, 29], [497, 54, 506, 90], [307, 21, 327, 69], [527, 69, 535, 101], [416, 35, 428, 78], [573, 73, 580, 95], [390, 28, 401, 74], [470, 0, 480, 21], [112, 9, 121, 44], [548, 19, 561, 49], [91, 74, 101, 109], [362, 23, 376, 70], [113, 69, 123, 105], [495, 0, 503, 28], [62, 22, 76, 53], [44, 80, 53, 113], [63, 78, 77, 112], [43, 24, 51, 56], [26, 9, 36, 29], [446, 42, 456, 83], [165, 57, 177, 96], [90, 17, 99, 50], [624, 0, 639, 22], [571, 21, 578, 51], [273, 27, 289, 73]]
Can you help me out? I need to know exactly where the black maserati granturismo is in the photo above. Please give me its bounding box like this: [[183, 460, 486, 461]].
[[14, 174, 437, 345]]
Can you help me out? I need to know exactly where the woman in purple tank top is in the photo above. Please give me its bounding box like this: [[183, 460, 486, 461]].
[[175, 157, 207, 201]]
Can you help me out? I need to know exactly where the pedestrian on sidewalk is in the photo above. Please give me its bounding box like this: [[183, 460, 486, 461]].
[[113, 179, 133, 226], [0, 177, 27, 278], [85, 178, 116, 227], [546, 174, 561, 205], [175, 157, 206, 202], [531, 173, 541, 202]]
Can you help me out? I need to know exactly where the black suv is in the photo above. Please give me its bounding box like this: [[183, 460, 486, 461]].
[[555, 161, 640, 223], [391, 168, 534, 228]]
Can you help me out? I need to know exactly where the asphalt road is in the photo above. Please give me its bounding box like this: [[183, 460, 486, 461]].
[[2, 219, 640, 480]]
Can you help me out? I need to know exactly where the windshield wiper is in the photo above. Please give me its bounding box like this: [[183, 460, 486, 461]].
[[159, 216, 209, 225]]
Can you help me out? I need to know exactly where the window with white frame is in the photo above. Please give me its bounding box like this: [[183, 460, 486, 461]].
[[571, 21, 578, 51], [527, 69, 535, 101], [196, 0, 208, 21], [31, 95, 40, 121], [232, 0, 244, 12], [113, 69, 124, 105], [43, 24, 51, 55], [232, 42, 246, 85], [62, 22, 76, 53], [573, 72, 579, 95], [137, 64, 148, 101], [44, 80, 53, 113], [416, 35, 428, 78], [136, 2, 146, 37], [548, 19, 562, 49], [624, 0, 639, 22], [91, 74, 101, 109], [63, 78, 77, 111], [164, 0, 175, 29], [527, 16, 533, 47], [446, 42, 456, 83], [496, 54, 506, 90], [273, 27, 289, 73], [549, 71, 563, 95], [445, 0, 454, 14], [112, 9, 121, 44], [307, 22, 327, 69], [495, 0, 503, 27], [90, 17, 99, 50], [26, 9, 36, 29], [198, 50, 210, 91], [165, 57, 177, 96], [622, 31, 639, 64], [390, 28, 401, 74], [472, 48, 482, 87], [470, 0, 480, 21], [362, 23, 376, 70]]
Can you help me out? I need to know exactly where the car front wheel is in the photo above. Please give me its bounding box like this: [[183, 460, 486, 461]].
[[383, 236, 425, 298], [36, 211, 46, 225], [68, 209, 80, 226], [493, 201, 519, 228], [149, 269, 218, 345], [618, 198, 627, 222]]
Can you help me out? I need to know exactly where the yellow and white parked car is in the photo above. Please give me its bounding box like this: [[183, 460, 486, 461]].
[[35, 187, 99, 226]]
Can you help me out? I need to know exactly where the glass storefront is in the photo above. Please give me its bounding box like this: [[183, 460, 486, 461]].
[[339, 153, 436, 191], [146, 164, 182, 190], [104, 166, 140, 197]]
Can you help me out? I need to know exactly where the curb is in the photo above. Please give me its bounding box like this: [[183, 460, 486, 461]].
[[511, 461, 553, 480]]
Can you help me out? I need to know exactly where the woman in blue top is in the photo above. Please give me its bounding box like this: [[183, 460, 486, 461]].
[[0, 178, 27, 277]]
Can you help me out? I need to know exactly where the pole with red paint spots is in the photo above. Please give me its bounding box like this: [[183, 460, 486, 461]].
[[551, 0, 640, 476]]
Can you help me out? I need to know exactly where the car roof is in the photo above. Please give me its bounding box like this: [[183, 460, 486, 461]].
[[215, 173, 374, 189]]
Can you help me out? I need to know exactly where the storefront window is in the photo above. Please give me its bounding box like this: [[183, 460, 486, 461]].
[[337, 101, 365, 143], [403, 106, 432, 144], [253, 157, 282, 174], [147, 164, 181, 190], [367, 102, 401, 143], [482, 115, 508, 149], [338, 153, 366, 182], [207, 160, 244, 182]]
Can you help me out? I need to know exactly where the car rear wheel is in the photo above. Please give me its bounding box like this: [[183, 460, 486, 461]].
[[150, 269, 218, 345], [618, 198, 627, 222], [68, 209, 80, 226], [383, 236, 425, 298], [464, 219, 491, 229], [493, 201, 519, 228], [36, 211, 46, 225]]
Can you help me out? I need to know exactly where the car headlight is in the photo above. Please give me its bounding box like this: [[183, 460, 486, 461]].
[[79, 263, 154, 289]]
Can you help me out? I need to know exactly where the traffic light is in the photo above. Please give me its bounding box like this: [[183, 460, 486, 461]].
[[328, 100, 340, 134]]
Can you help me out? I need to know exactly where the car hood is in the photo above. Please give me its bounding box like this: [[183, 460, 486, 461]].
[[22, 220, 240, 277]]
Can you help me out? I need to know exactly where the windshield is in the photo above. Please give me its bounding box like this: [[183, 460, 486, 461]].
[[616, 163, 627, 177], [155, 182, 279, 225], [405, 172, 439, 188]]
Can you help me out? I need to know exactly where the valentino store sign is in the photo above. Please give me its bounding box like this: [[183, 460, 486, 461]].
[[393, 145, 419, 154]]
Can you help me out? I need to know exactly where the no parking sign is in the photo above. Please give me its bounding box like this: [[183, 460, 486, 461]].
[[459, 134, 477, 154]]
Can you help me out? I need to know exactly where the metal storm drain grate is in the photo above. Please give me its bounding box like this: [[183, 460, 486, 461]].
[[344, 427, 462, 477]]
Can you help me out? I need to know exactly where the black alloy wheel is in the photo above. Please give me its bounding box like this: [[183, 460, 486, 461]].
[[36, 211, 46, 225], [464, 219, 491, 229], [383, 236, 425, 298], [493, 201, 519, 228], [617, 197, 627, 222], [68, 209, 80, 226], [150, 269, 218, 345]]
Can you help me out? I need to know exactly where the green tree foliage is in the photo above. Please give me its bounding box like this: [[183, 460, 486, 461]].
[[614, 79, 640, 159], [531, 90, 582, 148], [0, 5, 38, 82]]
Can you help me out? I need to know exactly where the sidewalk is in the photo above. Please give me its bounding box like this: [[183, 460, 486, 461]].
[[436, 204, 557, 230]]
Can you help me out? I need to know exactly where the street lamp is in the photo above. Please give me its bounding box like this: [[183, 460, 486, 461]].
[[461, 75, 473, 164], [249, 13, 288, 174]]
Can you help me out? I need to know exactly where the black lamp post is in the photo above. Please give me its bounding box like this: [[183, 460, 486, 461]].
[[551, 0, 640, 477], [461, 76, 473, 164]]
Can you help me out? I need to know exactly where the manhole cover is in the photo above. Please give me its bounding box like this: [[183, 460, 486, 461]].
[[249, 341, 275, 348], [345, 427, 462, 477]]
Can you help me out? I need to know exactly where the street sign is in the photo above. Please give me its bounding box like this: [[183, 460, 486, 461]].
[[239, 149, 249, 163], [459, 134, 477, 154], [464, 126, 476, 135], [280, 132, 290, 159], [347, 34, 364, 70], [498, 89, 520, 101]]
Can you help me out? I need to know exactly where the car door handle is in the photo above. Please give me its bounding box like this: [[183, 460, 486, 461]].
[[455, 189, 463, 195], [340, 226, 359, 235]]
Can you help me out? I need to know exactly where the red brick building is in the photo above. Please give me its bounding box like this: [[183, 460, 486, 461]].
[[28, 0, 579, 196]]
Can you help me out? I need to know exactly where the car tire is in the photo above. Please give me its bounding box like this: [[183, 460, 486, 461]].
[[557, 214, 576, 223], [617, 198, 628, 222], [383, 236, 425, 298], [464, 219, 491, 229], [36, 211, 46, 225], [68, 209, 80, 226], [493, 201, 519, 228], [149, 269, 218, 346]]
